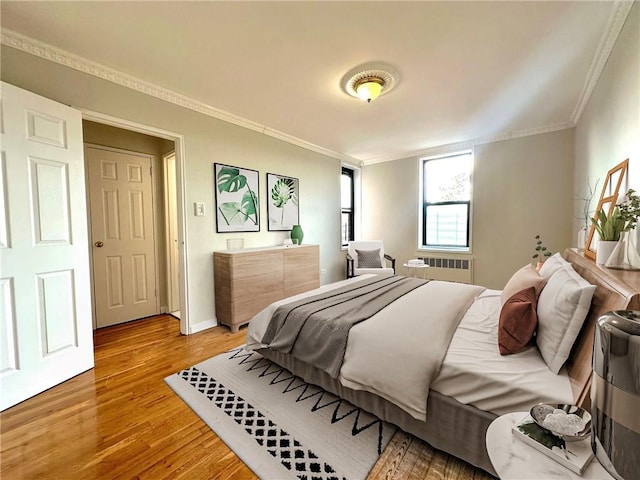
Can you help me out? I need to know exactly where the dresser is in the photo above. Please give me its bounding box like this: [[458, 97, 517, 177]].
[[214, 244, 320, 332]]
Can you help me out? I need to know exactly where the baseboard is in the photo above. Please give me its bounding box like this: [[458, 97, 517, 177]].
[[188, 318, 218, 334]]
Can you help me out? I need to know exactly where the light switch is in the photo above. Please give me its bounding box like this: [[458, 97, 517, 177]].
[[194, 202, 205, 216]]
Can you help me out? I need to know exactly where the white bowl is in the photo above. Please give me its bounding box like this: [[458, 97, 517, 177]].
[[529, 403, 591, 441]]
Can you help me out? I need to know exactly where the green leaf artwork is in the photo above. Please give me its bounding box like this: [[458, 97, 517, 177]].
[[267, 173, 299, 231], [214, 164, 259, 232], [271, 178, 297, 224]]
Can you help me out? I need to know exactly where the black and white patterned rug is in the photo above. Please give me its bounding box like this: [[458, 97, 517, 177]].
[[165, 347, 396, 480]]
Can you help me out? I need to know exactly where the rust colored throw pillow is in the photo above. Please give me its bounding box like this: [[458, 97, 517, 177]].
[[498, 286, 538, 355]]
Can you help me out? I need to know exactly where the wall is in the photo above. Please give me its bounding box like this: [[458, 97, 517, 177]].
[[82, 120, 173, 312], [574, 3, 639, 241], [362, 129, 575, 289], [1, 46, 343, 332]]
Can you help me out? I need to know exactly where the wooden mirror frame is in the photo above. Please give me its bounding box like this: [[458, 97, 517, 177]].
[[584, 159, 628, 260]]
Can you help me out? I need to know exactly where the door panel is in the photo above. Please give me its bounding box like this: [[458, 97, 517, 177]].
[[0, 82, 94, 411], [86, 146, 157, 327]]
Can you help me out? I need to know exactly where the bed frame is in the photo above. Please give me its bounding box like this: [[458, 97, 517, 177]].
[[258, 248, 640, 475]]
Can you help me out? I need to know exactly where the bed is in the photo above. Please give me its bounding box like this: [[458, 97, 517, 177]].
[[245, 248, 640, 476]]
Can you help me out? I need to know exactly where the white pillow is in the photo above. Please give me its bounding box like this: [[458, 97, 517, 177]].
[[538, 252, 571, 279], [536, 264, 596, 374]]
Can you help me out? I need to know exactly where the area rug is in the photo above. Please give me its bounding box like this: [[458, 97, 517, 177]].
[[165, 347, 396, 480]]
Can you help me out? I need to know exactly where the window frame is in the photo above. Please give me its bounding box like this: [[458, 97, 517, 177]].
[[341, 166, 355, 247], [420, 151, 473, 252]]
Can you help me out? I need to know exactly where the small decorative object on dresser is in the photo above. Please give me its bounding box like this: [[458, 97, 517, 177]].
[[290, 224, 304, 245]]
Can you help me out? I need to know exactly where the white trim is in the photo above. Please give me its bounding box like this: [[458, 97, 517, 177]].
[[163, 151, 179, 315], [1, 29, 355, 164], [570, 1, 635, 124], [418, 151, 474, 252], [361, 121, 573, 166], [189, 318, 218, 335], [81, 110, 192, 335]]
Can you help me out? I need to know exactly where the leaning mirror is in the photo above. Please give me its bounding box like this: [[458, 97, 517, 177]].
[[584, 159, 628, 260]]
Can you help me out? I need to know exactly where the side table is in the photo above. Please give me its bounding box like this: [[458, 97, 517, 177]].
[[403, 263, 430, 279], [486, 412, 614, 479]]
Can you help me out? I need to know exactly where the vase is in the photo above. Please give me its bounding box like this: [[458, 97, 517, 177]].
[[290, 224, 304, 245], [605, 229, 640, 270], [596, 240, 618, 266], [577, 226, 588, 252]]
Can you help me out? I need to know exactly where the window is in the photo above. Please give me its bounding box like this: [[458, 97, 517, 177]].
[[421, 152, 472, 250], [341, 166, 355, 246]]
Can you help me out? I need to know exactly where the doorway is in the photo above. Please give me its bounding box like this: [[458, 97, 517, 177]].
[[164, 151, 181, 319], [81, 113, 189, 334]]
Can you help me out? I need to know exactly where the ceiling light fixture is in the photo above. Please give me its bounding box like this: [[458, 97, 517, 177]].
[[354, 76, 385, 103], [342, 63, 399, 104]]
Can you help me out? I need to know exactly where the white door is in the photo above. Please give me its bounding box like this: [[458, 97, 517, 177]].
[[86, 145, 158, 327], [0, 82, 94, 411]]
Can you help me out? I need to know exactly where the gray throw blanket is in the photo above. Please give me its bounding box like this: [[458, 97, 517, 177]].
[[261, 275, 428, 377]]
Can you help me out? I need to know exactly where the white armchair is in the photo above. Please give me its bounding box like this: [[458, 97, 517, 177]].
[[346, 240, 396, 278]]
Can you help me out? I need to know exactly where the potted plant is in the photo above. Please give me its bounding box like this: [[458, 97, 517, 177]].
[[591, 189, 640, 264], [532, 235, 552, 270], [617, 189, 640, 232]]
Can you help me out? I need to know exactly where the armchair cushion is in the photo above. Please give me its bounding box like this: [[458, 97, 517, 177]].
[[346, 241, 395, 278], [356, 249, 383, 268]]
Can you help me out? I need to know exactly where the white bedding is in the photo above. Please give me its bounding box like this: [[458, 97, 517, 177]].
[[246, 276, 574, 421], [431, 289, 573, 415]]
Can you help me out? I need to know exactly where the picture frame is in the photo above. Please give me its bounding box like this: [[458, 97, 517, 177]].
[[214, 163, 260, 233], [584, 159, 628, 260], [266, 172, 299, 231]]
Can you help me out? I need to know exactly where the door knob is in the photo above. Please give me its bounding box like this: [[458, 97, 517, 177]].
[[95, 241, 104, 248]]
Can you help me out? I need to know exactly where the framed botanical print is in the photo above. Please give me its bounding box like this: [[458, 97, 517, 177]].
[[266, 173, 299, 231], [214, 163, 260, 232]]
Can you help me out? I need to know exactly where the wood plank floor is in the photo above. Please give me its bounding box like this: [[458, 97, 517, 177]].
[[0, 315, 494, 480]]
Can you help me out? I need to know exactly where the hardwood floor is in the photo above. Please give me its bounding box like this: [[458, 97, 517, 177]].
[[1, 315, 494, 480]]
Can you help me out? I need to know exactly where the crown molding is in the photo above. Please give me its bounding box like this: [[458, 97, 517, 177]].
[[570, 1, 634, 125], [361, 120, 575, 165], [1, 28, 355, 164]]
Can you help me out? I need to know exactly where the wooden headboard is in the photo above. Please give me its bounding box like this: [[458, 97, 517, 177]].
[[564, 248, 640, 408]]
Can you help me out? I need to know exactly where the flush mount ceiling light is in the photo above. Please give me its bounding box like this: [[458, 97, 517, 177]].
[[342, 63, 399, 103]]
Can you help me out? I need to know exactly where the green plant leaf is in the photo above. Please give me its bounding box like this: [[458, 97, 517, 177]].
[[217, 166, 247, 193], [218, 202, 244, 225], [241, 190, 258, 221], [271, 178, 296, 208]]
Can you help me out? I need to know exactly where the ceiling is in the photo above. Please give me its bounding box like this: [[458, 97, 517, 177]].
[[0, 1, 628, 164]]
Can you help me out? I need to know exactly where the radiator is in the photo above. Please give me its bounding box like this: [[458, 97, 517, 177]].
[[417, 256, 473, 284]]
